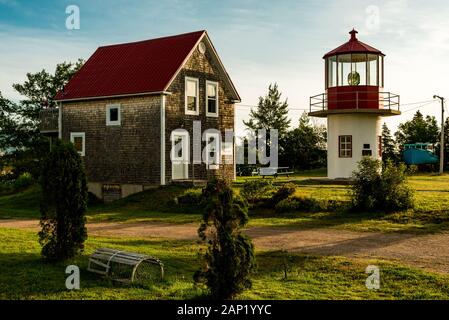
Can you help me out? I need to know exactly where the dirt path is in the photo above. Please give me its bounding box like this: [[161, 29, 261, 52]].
[[2, 219, 449, 274]]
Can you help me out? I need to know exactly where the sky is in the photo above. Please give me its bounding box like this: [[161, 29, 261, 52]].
[[1, 0, 448, 137]]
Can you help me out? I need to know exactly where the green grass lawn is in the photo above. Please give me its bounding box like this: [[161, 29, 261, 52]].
[[1, 228, 449, 300], [1, 173, 448, 234]]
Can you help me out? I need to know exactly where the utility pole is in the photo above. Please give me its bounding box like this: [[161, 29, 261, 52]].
[[434, 95, 445, 174]]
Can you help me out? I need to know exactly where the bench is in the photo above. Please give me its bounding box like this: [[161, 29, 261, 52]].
[[87, 248, 164, 284], [259, 167, 294, 178]]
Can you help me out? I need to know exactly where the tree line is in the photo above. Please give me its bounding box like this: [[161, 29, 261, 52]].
[[240, 83, 448, 173]]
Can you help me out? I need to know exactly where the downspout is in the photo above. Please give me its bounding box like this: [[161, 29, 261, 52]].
[[160, 94, 166, 185], [58, 102, 62, 139]]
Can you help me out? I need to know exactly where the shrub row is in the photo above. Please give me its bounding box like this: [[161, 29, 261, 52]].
[[275, 196, 347, 213]]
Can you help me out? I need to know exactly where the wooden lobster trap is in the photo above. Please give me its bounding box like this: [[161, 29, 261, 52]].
[[88, 248, 164, 285]]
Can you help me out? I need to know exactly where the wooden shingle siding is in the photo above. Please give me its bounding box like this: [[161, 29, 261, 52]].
[[62, 95, 162, 186], [165, 46, 235, 183]]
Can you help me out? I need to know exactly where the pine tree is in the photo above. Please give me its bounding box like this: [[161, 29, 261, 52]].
[[381, 123, 398, 162], [243, 83, 291, 139], [194, 179, 256, 299], [39, 140, 88, 262]]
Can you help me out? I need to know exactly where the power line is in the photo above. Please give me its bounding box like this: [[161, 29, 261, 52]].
[[401, 101, 436, 113], [400, 99, 435, 107], [236, 104, 308, 111], [236, 99, 438, 112]]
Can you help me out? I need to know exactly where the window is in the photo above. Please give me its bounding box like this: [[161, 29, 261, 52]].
[[171, 131, 189, 163], [205, 132, 220, 169], [185, 77, 199, 115], [327, 56, 337, 88], [70, 132, 85, 157], [206, 81, 219, 117], [351, 54, 367, 86], [106, 104, 121, 126], [339, 135, 352, 158], [362, 150, 372, 156], [367, 54, 378, 86]]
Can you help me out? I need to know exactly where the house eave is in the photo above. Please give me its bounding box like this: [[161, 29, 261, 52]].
[[55, 91, 173, 103]]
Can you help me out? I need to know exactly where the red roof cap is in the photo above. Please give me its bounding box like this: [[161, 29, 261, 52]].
[[323, 28, 384, 59], [55, 30, 206, 101]]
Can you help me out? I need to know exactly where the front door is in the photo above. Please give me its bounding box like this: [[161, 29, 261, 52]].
[[172, 133, 189, 180]]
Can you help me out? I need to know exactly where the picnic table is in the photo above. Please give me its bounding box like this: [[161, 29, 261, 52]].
[[258, 167, 293, 178]]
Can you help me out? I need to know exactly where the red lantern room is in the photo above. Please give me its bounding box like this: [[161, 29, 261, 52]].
[[309, 29, 400, 116]]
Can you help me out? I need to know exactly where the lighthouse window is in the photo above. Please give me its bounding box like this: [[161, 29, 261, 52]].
[[367, 54, 378, 86], [327, 56, 337, 87], [338, 54, 352, 86], [351, 54, 367, 86], [379, 56, 384, 87], [339, 135, 352, 158]]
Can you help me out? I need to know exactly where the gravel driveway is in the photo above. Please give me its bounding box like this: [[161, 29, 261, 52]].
[[1, 219, 448, 273]]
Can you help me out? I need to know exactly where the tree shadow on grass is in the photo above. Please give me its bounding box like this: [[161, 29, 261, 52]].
[[0, 250, 204, 299]]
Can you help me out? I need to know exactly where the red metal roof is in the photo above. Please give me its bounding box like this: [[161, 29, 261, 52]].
[[55, 30, 206, 101], [323, 29, 384, 59]]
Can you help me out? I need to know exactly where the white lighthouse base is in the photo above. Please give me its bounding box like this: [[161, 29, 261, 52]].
[[327, 114, 382, 179]]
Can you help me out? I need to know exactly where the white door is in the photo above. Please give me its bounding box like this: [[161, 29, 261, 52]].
[[172, 133, 189, 180]]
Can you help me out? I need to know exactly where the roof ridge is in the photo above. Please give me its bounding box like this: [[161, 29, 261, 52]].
[[98, 30, 206, 49]]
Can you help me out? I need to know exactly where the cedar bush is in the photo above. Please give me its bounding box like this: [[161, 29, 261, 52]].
[[38, 140, 88, 262], [271, 183, 296, 205], [194, 179, 256, 299], [240, 179, 274, 203], [350, 158, 414, 212], [176, 189, 203, 206]]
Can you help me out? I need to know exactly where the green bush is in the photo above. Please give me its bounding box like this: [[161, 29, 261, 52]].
[[13, 172, 34, 190], [38, 140, 88, 262], [271, 183, 296, 206], [407, 164, 418, 175], [176, 189, 203, 206], [194, 179, 256, 299], [240, 179, 274, 203], [350, 158, 414, 212], [275, 196, 318, 213], [274, 196, 347, 213]]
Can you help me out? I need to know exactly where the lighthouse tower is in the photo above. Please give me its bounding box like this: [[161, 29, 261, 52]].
[[309, 29, 401, 179]]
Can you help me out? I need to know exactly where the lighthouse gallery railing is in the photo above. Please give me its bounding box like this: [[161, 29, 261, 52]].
[[309, 91, 400, 113]]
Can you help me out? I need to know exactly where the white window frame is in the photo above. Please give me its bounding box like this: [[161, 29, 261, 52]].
[[339, 135, 352, 158], [205, 132, 220, 170], [70, 132, 85, 157], [206, 80, 219, 117], [106, 104, 121, 126], [185, 77, 199, 115]]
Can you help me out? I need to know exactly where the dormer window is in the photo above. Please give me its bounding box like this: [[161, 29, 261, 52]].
[[206, 81, 219, 117], [185, 77, 199, 115]]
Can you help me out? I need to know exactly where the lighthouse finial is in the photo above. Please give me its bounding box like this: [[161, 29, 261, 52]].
[[349, 28, 358, 41]]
